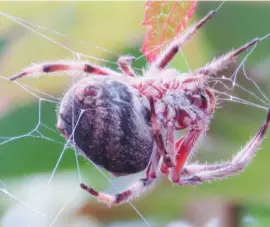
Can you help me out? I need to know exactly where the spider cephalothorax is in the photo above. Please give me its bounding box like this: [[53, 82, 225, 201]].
[[9, 10, 270, 205]]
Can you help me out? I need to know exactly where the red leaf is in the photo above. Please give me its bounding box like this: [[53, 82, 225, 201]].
[[141, 0, 197, 62]]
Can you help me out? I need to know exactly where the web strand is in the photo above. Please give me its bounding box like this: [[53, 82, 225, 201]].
[[0, 186, 48, 218]]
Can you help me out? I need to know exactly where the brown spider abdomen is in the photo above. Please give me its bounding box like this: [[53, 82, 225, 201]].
[[57, 77, 154, 175]]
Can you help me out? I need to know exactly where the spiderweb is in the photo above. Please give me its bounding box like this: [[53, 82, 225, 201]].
[[1, 2, 270, 227]]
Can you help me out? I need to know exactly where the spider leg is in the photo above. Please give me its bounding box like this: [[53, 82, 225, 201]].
[[197, 38, 260, 76], [182, 162, 230, 176], [161, 137, 221, 176], [150, 10, 216, 70], [150, 97, 175, 168], [117, 56, 136, 77], [9, 60, 122, 81], [168, 129, 204, 182], [80, 150, 160, 205], [177, 109, 270, 185], [160, 120, 176, 174], [80, 178, 151, 205]]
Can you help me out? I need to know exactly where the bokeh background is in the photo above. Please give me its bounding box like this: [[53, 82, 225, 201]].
[[1, 2, 270, 227]]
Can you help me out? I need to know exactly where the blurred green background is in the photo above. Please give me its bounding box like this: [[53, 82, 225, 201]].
[[1, 2, 270, 227]]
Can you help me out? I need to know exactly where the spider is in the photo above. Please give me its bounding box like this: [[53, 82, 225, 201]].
[[9, 10, 270, 205]]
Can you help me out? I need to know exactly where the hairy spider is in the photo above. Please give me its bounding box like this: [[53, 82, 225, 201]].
[[9, 10, 270, 205]]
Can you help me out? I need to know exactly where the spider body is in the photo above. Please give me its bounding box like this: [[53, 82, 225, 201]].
[[57, 76, 154, 175], [9, 10, 270, 205], [57, 71, 214, 176]]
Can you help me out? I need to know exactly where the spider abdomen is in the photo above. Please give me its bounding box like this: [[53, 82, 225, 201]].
[[57, 77, 154, 175]]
